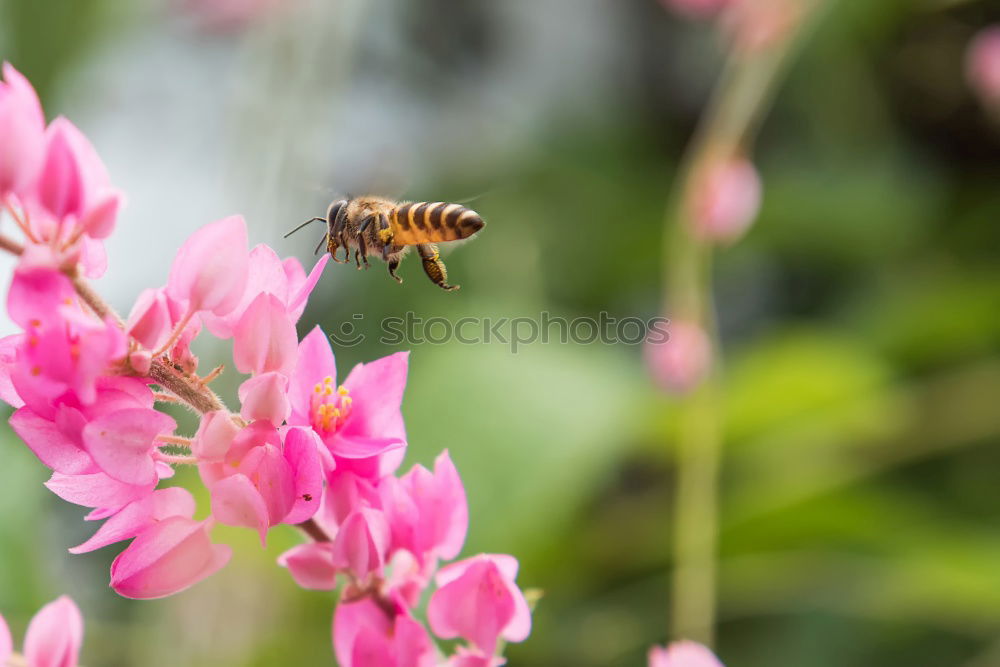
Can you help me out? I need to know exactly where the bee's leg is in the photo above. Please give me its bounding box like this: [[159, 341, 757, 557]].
[[357, 235, 370, 269], [376, 214, 393, 248], [387, 253, 403, 284], [331, 205, 351, 263], [417, 243, 459, 291], [357, 216, 374, 269]]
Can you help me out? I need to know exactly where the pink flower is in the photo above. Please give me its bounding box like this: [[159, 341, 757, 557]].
[[644, 320, 711, 394], [202, 244, 328, 339], [967, 26, 1000, 111], [206, 422, 322, 542], [31, 117, 124, 242], [82, 407, 177, 485], [7, 264, 126, 406], [333, 598, 437, 667], [289, 327, 408, 477], [166, 214, 249, 317], [191, 409, 240, 462], [22, 596, 84, 667], [381, 450, 468, 565], [0, 63, 46, 199], [110, 516, 232, 599], [688, 156, 761, 244], [648, 641, 724, 667], [428, 554, 532, 656]]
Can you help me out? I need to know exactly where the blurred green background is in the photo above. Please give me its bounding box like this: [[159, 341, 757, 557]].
[[2, 0, 1000, 665]]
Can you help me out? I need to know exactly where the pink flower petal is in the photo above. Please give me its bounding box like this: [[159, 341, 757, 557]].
[[166, 215, 249, 316], [45, 471, 154, 511], [238, 372, 290, 425], [192, 410, 241, 462], [333, 598, 392, 667], [0, 334, 25, 408], [277, 542, 339, 590], [328, 434, 406, 461], [340, 351, 409, 444], [0, 62, 46, 197], [288, 326, 337, 425], [82, 408, 177, 485], [125, 288, 172, 351], [281, 426, 323, 525], [210, 473, 270, 544], [286, 254, 330, 322], [331, 508, 390, 579], [110, 517, 232, 599], [232, 293, 298, 376], [9, 406, 93, 474], [23, 595, 84, 667], [70, 487, 196, 554]]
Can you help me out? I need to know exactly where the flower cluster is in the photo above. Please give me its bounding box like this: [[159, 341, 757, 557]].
[[0, 63, 531, 664], [0, 596, 83, 667]]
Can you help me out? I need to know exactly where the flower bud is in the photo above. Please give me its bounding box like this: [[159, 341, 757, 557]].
[[688, 156, 761, 244], [967, 26, 1000, 111], [644, 320, 711, 394]]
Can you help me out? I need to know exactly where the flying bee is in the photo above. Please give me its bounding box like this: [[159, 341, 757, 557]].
[[285, 196, 485, 291]]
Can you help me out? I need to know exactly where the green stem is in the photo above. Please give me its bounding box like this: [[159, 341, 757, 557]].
[[664, 2, 828, 645]]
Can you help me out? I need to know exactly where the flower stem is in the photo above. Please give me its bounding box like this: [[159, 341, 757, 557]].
[[663, 2, 827, 645]]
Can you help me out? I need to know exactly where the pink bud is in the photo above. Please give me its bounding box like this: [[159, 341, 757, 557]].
[[648, 641, 724, 667], [331, 508, 390, 579], [110, 516, 232, 599], [23, 596, 84, 667], [428, 554, 532, 656], [238, 372, 291, 425], [125, 288, 172, 350], [166, 215, 249, 316], [967, 26, 1000, 111], [278, 542, 339, 590], [0, 63, 46, 199], [32, 116, 123, 239], [192, 410, 240, 462], [448, 648, 507, 667], [128, 350, 152, 375], [688, 156, 761, 244], [644, 320, 711, 394], [232, 293, 298, 376]]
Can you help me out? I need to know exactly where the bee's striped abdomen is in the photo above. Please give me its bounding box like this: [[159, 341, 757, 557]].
[[390, 201, 485, 246]]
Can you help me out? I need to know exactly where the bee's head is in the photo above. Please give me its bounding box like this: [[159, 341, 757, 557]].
[[326, 199, 349, 230]]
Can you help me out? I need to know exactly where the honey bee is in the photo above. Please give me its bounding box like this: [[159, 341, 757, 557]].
[[285, 196, 485, 291]]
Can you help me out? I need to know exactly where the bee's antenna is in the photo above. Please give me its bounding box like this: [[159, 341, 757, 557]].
[[284, 217, 326, 239], [313, 233, 329, 256]]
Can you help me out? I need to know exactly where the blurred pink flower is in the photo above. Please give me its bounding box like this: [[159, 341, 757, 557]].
[[644, 320, 712, 394], [688, 156, 761, 244], [720, 0, 805, 54], [110, 516, 232, 599], [278, 541, 340, 591], [967, 26, 1000, 111], [649, 640, 724, 667], [178, 0, 289, 32], [0, 63, 46, 199], [428, 554, 532, 656], [22, 596, 84, 667]]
